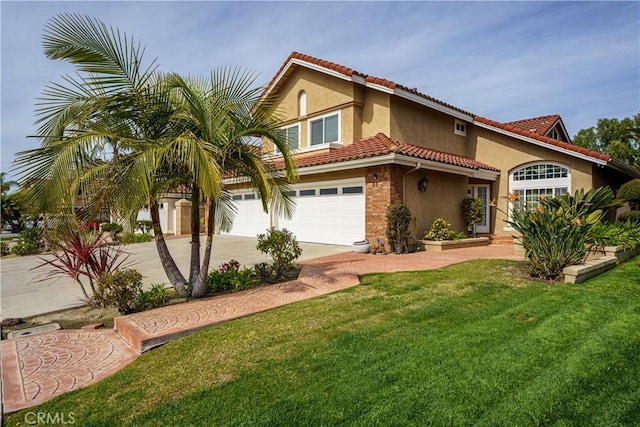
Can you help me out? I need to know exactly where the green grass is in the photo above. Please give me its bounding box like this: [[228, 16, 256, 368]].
[[6, 258, 640, 426]]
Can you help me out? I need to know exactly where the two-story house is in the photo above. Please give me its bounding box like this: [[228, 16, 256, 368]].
[[217, 52, 639, 246]]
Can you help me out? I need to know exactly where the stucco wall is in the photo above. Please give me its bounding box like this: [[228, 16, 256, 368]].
[[267, 67, 395, 151], [390, 97, 468, 156], [403, 170, 468, 238], [469, 125, 596, 234]]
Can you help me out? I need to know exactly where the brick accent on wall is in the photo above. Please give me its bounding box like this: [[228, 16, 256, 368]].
[[365, 165, 404, 248]]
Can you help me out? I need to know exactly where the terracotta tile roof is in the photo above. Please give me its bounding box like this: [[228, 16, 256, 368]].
[[270, 133, 499, 172], [504, 114, 560, 136], [474, 116, 611, 162], [263, 52, 473, 116], [263, 52, 611, 165]]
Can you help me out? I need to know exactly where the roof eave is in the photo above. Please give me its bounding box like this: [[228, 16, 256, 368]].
[[224, 152, 499, 184], [474, 119, 608, 166], [394, 88, 474, 122], [607, 158, 640, 179]]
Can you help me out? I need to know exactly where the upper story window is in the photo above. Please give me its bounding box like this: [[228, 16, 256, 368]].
[[547, 127, 559, 140], [298, 91, 307, 117], [309, 111, 340, 146], [454, 119, 467, 136], [509, 162, 570, 213], [275, 123, 300, 153]]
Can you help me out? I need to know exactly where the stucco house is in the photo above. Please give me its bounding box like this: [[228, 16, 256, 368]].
[[166, 52, 640, 245]]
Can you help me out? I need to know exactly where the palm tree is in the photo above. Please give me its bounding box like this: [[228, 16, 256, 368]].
[[166, 71, 297, 296], [14, 13, 297, 297]]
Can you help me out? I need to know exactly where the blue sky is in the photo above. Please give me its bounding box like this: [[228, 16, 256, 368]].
[[1, 1, 639, 180]]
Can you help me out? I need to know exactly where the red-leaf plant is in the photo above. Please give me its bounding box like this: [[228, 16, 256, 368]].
[[33, 227, 131, 305]]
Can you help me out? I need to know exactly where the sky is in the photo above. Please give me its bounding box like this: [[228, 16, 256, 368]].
[[1, 1, 639, 181]]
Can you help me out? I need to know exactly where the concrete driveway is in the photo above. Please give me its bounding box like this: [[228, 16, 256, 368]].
[[0, 234, 350, 319]]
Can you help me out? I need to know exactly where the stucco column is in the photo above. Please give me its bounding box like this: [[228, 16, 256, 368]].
[[174, 198, 191, 236]]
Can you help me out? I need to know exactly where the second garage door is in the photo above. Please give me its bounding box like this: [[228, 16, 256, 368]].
[[276, 179, 365, 245]]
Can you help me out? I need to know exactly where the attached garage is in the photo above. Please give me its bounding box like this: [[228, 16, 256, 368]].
[[276, 179, 365, 245], [222, 192, 271, 238], [225, 178, 365, 246]]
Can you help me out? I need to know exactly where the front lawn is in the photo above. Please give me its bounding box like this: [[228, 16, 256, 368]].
[[5, 258, 640, 426]]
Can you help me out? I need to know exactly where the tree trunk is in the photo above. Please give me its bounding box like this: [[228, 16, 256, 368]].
[[192, 198, 214, 298], [150, 201, 187, 295], [188, 185, 201, 296]]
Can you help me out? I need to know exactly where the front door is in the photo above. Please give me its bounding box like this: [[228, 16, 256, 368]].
[[467, 184, 490, 234]]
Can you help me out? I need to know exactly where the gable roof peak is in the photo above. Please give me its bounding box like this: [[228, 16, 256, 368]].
[[263, 52, 473, 118]]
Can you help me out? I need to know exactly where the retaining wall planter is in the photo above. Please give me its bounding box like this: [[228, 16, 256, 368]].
[[422, 237, 489, 252], [587, 246, 639, 264], [563, 256, 617, 284]]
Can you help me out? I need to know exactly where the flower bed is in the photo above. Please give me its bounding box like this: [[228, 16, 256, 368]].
[[422, 237, 489, 252]]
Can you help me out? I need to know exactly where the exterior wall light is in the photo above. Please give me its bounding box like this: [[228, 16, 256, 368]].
[[418, 175, 429, 192]]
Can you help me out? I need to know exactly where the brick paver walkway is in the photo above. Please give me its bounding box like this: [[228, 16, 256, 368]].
[[2, 245, 520, 413]]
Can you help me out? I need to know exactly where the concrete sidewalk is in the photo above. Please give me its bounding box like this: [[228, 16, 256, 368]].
[[2, 245, 520, 413]]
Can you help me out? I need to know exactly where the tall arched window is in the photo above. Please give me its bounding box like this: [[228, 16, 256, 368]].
[[298, 91, 307, 117], [509, 162, 571, 210]]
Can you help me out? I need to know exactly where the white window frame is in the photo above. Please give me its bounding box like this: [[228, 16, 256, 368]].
[[454, 119, 467, 136], [308, 110, 341, 146], [505, 162, 571, 230], [298, 91, 307, 117], [275, 122, 300, 154]]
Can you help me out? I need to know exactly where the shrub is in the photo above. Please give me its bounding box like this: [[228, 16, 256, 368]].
[[587, 220, 640, 251], [0, 241, 9, 256], [385, 203, 412, 254], [462, 197, 484, 237], [136, 220, 153, 234], [101, 223, 123, 234], [618, 210, 640, 225], [508, 187, 617, 281], [11, 227, 42, 255], [254, 262, 273, 283], [93, 268, 143, 314], [135, 284, 168, 311], [256, 228, 302, 279], [424, 218, 466, 241], [207, 260, 256, 293], [120, 232, 153, 244], [618, 179, 640, 209]]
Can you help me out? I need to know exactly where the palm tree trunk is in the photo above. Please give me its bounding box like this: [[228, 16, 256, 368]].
[[150, 201, 187, 295], [188, 185, 201, 295], [192, 198, 214, 298]]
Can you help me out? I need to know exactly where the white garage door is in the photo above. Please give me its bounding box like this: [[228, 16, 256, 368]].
[[223, 192, 271, 238], [277, 179, 365, 245]]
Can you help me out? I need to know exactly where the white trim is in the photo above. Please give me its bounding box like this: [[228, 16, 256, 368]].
[[308, 110, 341, 146], [262, 58, 352, 100], [468, 184, 490, 233], [298, 91, 307, 117], [291, 58, 353, 82], [233, 152, 499, 184], [262, 58, 474, 124], [454, 119, 467, 137], [364, 82, 395, 94], [508, 161, 571, 192], [274, 121, 301, 154], [474, 120, 608, 166], [395, 88, 474, 122]]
